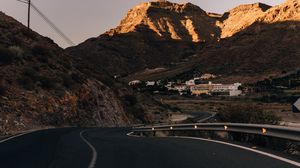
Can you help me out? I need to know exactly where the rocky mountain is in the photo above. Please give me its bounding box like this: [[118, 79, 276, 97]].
[[192, 0, 300, 82], [108, 0, 299, 83], [262, 0, 300, 22], [66, 1, 218, 76], [68, 0, 300, 83], [217, 3, 271, 38], [108, 1, 219, 42], [0, 11, 168, 134], [217, 0, 299, 38]]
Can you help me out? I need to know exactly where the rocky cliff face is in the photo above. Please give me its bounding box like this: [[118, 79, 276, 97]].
[[0, 12, 134, 134], [261, 0, 300, 22], [108, 1, 219, 42], [217, 3, 271, 38], [217, 0, 299, 38]]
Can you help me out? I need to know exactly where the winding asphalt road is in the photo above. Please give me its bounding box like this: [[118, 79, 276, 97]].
[[0, 128, 299, 168]]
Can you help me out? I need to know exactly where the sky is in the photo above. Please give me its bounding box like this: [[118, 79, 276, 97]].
[[0, 0, 284, 48]]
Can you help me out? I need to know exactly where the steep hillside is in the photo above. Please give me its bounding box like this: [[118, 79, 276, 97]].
[[67, 1, 218, 76], [0, 12, 139, 134]]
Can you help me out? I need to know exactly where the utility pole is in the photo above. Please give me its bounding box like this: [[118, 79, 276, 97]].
[[27, 0, 31, 28]]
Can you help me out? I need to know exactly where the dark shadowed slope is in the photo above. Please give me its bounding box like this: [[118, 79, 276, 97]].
[[0, 11, 132, 134]]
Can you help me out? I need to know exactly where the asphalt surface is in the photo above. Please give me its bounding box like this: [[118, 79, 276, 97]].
[[0, 128, 299, 168], [187, 111, 215, 122]]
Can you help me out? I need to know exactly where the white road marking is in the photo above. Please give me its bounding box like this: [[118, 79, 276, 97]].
[[0, 132, 29, 143], [126, 132, 142, 138], [127, 132, 300, 167], [0, 127, 56, 144], [126, 132, 134, 136], [80, 130, 98, 168]]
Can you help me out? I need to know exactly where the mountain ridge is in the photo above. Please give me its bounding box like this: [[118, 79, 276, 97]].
[[190, 0, 300, 82], [217, 2, 271, 38], [106, 1, 218, 42], [67, 0, 220, 77], [105, 0, 299, 83]]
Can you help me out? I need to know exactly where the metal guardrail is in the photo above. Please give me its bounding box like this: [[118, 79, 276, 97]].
[[133, 123, 300, 142]]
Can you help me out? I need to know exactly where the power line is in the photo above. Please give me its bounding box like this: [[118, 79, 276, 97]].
[[16, 0, 75, 46], [30, 3, 75, 46]]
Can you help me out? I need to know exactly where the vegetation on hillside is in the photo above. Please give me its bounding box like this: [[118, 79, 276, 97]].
[[218, 105, 281, 124]]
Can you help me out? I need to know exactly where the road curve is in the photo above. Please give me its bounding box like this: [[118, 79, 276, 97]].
[[0, 128, 299, 168]]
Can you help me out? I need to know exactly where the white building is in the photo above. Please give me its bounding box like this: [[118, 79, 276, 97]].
[[228, 90, 242, 96], [191, 82, 242, 96], [200, 73, 216, 80], [174, 85, 188, 92], [211, 82, 242, 96], [146, 81, 156, 86], [128, 80, 141, 86], [185, 78, 201, 86], [185, 79, 195, 86]]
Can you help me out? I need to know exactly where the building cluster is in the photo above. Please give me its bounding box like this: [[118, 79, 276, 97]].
[[166, 78, 242, 96], [190, 81, 242, 96], [129, 76, 243, 97]]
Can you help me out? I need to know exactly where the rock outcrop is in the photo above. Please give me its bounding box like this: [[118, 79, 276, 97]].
[[261, 0, 300, 22], [217, 3, 271, 38], [108, 1, 219, 42]]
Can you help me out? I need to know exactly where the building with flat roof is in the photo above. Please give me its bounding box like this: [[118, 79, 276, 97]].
[[190, 82, 242, 96]]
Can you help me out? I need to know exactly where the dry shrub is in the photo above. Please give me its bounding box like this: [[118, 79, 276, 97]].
[[219, 105, 281, 124]]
